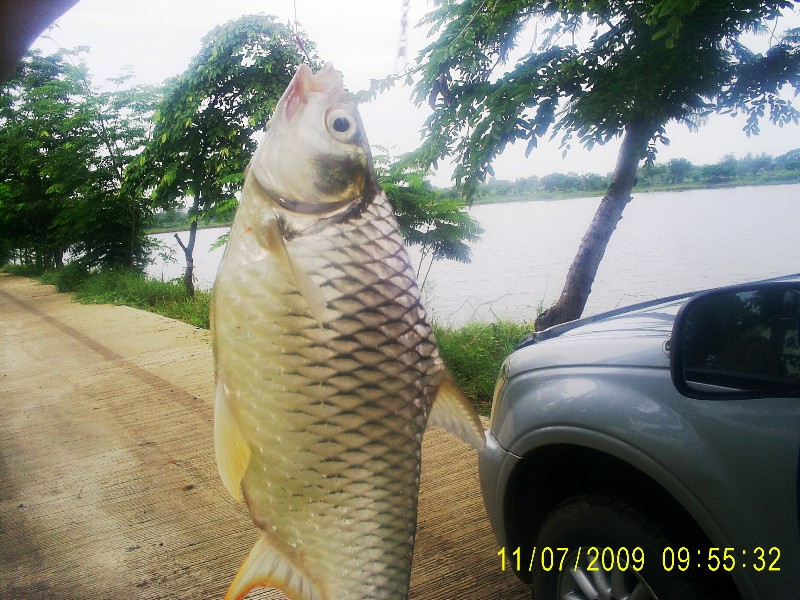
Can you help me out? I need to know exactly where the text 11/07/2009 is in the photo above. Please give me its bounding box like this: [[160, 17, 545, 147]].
[[497, 546, 781, 574]]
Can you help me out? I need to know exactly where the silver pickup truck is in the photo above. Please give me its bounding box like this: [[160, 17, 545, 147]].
[[480, 276, 800, 600]]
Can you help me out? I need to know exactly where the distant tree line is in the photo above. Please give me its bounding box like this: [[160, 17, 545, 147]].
[[477, 150, 800, 199]]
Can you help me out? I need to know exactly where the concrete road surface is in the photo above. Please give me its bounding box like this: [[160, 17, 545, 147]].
[[0, 274, 529, 599]]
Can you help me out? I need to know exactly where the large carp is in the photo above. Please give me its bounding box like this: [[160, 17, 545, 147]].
[[211, 62, 485, 600]]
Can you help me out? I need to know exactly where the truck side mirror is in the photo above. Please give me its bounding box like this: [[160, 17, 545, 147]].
[[670, 282, 800, 399]]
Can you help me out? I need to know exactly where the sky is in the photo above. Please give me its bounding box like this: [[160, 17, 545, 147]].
[[33, 0, 800, 186]]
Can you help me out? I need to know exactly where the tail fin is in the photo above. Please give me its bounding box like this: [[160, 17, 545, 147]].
[[224, 534, 322, 600]]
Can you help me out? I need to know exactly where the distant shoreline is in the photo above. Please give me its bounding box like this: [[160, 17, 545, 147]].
[[145, 178, 800, 234], [146, 222, 232, 235], [472, 177, 800, 205]]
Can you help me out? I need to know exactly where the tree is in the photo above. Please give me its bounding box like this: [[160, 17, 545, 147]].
[[667, 158, 693, 183], [0, 51, 63, 268], [0, 48, 156, 269], [410, 0, 800, 329], [638, 163, 669, 186], [776, 147, 800, 170], [125, 15, 317, 296], [738, 152, 773, 175]]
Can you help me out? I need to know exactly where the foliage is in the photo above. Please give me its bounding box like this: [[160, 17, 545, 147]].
[[146, 207, 233, 233], [375, 152, 483, 284], [147, 154, 484, 276], [636, 151, 800, 187], [434, 320, 535, 414], [0, 48, 158, 269], [410, 0, 800, 197], [78, 270, 210, 329], [124, 15, 318, 294], [667, 158, 694, 184], [126, 15, 317, 216]]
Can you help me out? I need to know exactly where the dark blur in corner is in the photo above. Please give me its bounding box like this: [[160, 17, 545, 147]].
[[0, 0, 81, 81]]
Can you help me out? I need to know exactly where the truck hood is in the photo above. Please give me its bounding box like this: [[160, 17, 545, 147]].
[[509, 296, 689, 375]]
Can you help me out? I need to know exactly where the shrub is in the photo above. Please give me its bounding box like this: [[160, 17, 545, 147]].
[[39, 262, 90, 292]]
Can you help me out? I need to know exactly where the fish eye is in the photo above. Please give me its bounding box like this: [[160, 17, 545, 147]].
[[332, 116, 350, 132], [326, 107, 358, 142]]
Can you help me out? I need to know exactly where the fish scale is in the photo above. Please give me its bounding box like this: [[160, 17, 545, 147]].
[[212, 62, 483, 600]]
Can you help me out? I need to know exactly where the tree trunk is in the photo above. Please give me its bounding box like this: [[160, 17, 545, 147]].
[[534, 121, 654, 331], [128, 202, 137, 270], [175, 224, 197, 297], [175, 196, 200, 297]]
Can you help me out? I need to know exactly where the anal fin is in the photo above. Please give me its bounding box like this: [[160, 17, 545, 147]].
[[428, 370, 486, 450], [214, 377, 250, 504], [225, 534, 322, 600]]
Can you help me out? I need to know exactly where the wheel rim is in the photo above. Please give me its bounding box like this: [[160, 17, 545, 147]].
[[556, 549, 659, 600]]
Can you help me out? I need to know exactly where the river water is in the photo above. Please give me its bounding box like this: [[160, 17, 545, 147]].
[[147, 184, 800, 325]]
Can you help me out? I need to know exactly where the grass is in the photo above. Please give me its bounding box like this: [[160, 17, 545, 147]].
[[2, 264, 530, 414], [4, 264, 211, 329], [66, 269, 212, 329], [434, 321, 534, 415]]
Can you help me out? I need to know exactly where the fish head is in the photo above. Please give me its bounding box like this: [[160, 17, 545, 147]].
[[250, 62, 377, 217]]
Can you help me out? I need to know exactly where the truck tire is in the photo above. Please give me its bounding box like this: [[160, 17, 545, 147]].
[[532, 494, 711, 600]]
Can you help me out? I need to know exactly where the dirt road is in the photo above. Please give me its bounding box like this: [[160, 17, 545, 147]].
[[0, 274, 528, 599]]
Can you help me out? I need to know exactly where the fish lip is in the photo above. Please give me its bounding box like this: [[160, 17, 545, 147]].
[[279, 62, 342, 122], [280, 64, 313, 122]]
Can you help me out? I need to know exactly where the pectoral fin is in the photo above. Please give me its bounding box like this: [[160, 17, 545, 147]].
[[262, 218, 327, 325], [214, 377, 250, 504], [428, 370, 486, 450], [224, 533, 322, 600]]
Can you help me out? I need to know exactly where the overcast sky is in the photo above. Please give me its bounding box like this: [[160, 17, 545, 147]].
[[34, 0, 800, 185]]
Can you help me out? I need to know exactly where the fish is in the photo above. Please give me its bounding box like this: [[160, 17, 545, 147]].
[[211, 62, 485, 600]]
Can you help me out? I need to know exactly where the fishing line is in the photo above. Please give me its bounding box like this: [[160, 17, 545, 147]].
[[395, 0, 411, 73], [292, 0, 313, 64]]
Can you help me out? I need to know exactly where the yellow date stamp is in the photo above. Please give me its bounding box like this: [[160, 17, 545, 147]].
[[498, 546, 782, 573], [498, 546, 645, 573]]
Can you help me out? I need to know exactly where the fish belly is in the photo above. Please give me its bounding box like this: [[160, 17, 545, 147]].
[[213, 193, 441, 599]]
